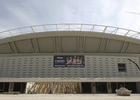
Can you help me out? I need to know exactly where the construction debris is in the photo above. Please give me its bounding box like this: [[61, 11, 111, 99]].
[[115, 87, 132, 96], [27, 82, 80, 94]]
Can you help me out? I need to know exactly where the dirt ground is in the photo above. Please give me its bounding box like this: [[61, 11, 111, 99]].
[[0, 94, 140, 100]]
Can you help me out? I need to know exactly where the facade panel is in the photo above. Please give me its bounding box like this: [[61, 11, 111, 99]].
[[0, 55, 140, 78]]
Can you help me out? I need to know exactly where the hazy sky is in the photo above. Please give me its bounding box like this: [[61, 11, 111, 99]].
[[0, 0, 140, 32]]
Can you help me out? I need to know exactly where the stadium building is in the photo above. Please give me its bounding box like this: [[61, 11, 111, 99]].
[[0, 24, 140, 94]]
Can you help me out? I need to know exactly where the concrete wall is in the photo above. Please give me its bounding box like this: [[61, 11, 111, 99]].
[[0, 55, 140, 78], [136, 82, 140, 93]]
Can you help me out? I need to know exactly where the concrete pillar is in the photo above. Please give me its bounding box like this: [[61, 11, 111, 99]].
[[72, 83, 74, 93], [91, 82, 93, 93], [9, 82, 14, 92], [107, 82, 112, 93], [2, 83, 5, 92], [79, 82, 82, 94], [116, 82, 118, 89], [92, 82, 96, 93], [51, 82, 54, 94], [136, 82, 140, 93]]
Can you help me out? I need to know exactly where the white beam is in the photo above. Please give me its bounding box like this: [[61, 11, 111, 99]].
[[103, 26, 107, 33], [135, 32, 140, 38], [104, 39, 109, 53], [111, 28, 118, 34], [29, 39, 34, 53], [99, 38, 103, 53], [77, 36, 79, 53], [7, 42, 13, 53], [19, 28, 26, 34], [35, 38, 40, 53], [90, 25, 95, 31], [120, 41, 126, 53], [56, 24, 58, 31], [83, 36, 85, 53], [43, 25, 48, 32], [31, 27, 35, 33], [59, 36, 61, 53], [0, 77, 140, 82], [68, 25, 70, 31], [12, 41, 18, 53], [125, 42, 131, 53], [80, 25, 82, 31], [125, 30, 130, 36], [8, 31, 13, 36], [53, 36, 56, 53]]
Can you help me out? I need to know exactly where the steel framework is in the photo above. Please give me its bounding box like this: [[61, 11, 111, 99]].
[[0, 24, 140, 39]]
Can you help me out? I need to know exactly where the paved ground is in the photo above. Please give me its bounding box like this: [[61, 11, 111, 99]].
[[0, 94, 140, 100]]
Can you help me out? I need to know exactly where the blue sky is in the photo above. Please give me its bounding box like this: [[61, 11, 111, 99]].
[[0, 0, 140, 32]]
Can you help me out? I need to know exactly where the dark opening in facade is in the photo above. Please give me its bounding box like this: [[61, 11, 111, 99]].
[[14, 82, 26, 93], [82, 83, 91, 93], [96, 82, 107, 93], [118, 63, 126, 72]]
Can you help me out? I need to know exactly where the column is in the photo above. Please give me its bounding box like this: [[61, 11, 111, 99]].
[[136, 82, 140, 93], [51, 82, 54, 94], [92, 82, 96, 93], [9, 82, 14, 92], [79, 82, 82, 94], [107, 82, 112, 93]]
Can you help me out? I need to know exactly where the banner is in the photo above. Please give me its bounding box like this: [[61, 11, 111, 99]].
[[54, 55, 85, 67]]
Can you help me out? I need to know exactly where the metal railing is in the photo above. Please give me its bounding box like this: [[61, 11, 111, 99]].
[[0, 23, 140, 39]]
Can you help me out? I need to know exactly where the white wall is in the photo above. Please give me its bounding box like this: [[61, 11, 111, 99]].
[[0, 55, 140, 78]]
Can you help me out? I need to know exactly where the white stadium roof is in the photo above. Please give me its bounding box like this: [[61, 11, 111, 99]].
[[0, 24, 140, 54], [0, 24, 140, 40]]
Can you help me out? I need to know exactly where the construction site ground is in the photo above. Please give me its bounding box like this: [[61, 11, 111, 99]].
[[0, 94, 140, 100]]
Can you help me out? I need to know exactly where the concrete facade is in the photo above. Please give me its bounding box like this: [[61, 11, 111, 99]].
[[0, 25, 140, 94], [0, 55, 140, 79]]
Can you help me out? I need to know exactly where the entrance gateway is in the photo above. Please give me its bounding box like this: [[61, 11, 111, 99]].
[[82, 83, 91, 93], [0, 82, 138, 94]]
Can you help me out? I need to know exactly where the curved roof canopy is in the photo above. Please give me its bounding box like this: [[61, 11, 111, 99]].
[[0, 24, 140, 40], [0, 24, 140, 54]]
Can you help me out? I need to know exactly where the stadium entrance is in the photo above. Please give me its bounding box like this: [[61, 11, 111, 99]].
[[0, 82, 139, 94], [82, 83, 91, 93], [13, 83, 26, 93], [0, 83, 9, 93], [96, 83, 107, 93], [0, 82, 26, 93]]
